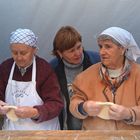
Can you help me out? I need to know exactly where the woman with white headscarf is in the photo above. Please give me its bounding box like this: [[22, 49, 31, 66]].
[[0, 28, 63, 130], [70, 27, 140, 130]]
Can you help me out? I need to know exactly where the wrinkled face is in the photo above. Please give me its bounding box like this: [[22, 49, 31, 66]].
[[98, 40, 125, 69], [58, 41, 83, 64], [10, 43, 36, 68]]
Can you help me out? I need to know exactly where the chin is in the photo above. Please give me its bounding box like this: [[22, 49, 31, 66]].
[[76, 58, 82, 63], [16, 63, 26, 68], [102, 62, 109, 67], [74, 60, 81, 65], [102, 60, 110, 66]]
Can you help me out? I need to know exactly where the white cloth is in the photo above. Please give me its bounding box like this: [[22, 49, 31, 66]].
[[100, 27, 140, 61], [10, 28, 38, 48], [3, 57, 60, 130]]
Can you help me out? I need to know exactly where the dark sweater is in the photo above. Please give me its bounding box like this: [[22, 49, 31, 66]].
[[50, 50, 100, 129]]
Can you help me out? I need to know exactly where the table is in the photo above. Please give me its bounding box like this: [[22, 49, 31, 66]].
[[0, 130, 140, 140]]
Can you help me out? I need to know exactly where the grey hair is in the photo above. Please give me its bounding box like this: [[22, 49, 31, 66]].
[[97, 34, 122, 47]]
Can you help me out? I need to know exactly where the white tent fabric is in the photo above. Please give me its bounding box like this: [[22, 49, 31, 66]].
[[0, 0, 140, 63]]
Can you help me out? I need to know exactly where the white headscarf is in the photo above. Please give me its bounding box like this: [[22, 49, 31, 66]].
[[99, 27, 140, 61], [10, 28, 38, 48]]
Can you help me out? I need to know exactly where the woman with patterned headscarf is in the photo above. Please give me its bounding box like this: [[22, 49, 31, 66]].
[[70, 27, 140, 130], [0, 28, 63, 130]]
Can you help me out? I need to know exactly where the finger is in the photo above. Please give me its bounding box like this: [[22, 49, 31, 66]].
[[0, 100, 7, 106]]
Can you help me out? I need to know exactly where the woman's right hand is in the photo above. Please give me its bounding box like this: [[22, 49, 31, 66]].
[[83, 101, 102, 116], [0, 100, 9, 115]]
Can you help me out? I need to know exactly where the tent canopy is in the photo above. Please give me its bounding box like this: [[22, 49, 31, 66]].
[[0, 0, 140, 62]]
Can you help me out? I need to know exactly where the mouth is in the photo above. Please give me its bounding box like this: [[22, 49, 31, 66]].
[[74, 56, 82, 60], [75, 57, 81, 60], [101, 57, 108, 60]]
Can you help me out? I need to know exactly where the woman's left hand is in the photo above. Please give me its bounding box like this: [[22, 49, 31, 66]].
[[108, 104, 131, 120], [15, 106, 39, 119]]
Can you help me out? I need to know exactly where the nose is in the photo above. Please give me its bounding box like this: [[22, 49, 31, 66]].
[[74, 49, 81, 56], [16, 53, 22, 60], [100, 47, 106, 55]]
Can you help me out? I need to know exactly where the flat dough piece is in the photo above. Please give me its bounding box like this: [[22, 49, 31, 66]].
[[3, 106, 19, 122], [97, 102, 114, 120]]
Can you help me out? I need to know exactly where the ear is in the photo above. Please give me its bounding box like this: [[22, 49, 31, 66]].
[[57, 50, 63, 58], [33, 48, 38, 55]]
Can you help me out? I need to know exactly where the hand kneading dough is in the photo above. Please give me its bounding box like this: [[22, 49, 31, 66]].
[[97, 102, 114, 120], [3, 106, 19, 122]]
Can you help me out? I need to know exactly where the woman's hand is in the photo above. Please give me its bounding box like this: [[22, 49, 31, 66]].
[[83, 101, 102, 116], [15, 106, 39, 119], [0, 100, 9, 115], [109, 104, 132, 120]]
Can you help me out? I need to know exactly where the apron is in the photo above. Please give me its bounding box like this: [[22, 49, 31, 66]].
[[3, 57, 60, 130]]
